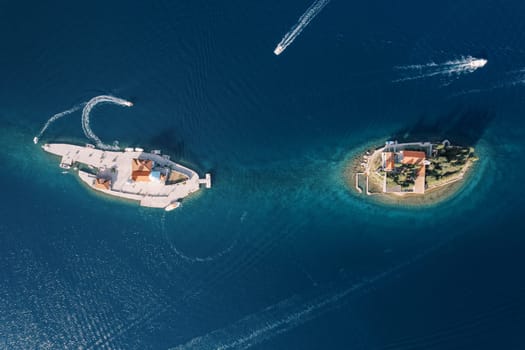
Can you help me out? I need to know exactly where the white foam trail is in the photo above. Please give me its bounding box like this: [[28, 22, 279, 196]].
[[171, 277, 383, 350], [170, 242, 446, 350], [81, 95, 133, 150], [449, 67, 525, 97], [273, 0, 330, 55], [33, 103, 85, 144], [394, 56, 487, 83], [503, 67, 525, 87]]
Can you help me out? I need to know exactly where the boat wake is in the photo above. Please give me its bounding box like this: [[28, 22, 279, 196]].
[[393, 56, 488, 83], [34, 95, 132, 148], [502, 67, 525, 87], [33, 103, 85, 144], [449, 67, 525, 97], [81, 95, 133, 150], [170, 241, 447, 350], [273, 0, 330, 55], [161, 213, 238, 263]]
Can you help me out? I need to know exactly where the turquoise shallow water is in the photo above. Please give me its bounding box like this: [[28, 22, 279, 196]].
[[1, 0, 525, 349]]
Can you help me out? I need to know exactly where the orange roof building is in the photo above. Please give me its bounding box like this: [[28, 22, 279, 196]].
[[400, 151, 426, 194], [131, 159, 153, 182], [94, 178, 111, 190], [400, 150, 426, 166], [132, 159, 153, 172], [383, 149, 427, 194]]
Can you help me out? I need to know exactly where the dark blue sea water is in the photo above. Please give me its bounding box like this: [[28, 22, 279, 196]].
[[1, 1, 525, 349]]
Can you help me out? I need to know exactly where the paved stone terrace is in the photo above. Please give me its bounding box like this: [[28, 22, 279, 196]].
[[43, 143, 209, 208]]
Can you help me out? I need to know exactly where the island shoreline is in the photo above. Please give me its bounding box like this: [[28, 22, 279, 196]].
[[344, 139, 480, 208]]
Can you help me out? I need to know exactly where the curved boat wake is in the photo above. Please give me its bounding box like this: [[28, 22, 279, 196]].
[[34, 95, 132, 148], [273, 0, 330, 55], [393, 56, 488, 83], [33, 103, 85, 144], [161, 213, 238, 263], [81, 95, 133, 150]]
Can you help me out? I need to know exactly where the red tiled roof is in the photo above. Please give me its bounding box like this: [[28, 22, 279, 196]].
[[132, 171, 151, 182], [399, 151, 426, 193], [131, 159, 153, 182], [131, 159, 153, 172], [94, 178, 111, 190], [401, 151, 425, 165]]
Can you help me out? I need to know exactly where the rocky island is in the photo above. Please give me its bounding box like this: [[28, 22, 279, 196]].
[[348, 139, 478, 205]]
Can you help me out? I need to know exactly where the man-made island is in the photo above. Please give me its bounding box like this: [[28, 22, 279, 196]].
[[43, 143, 211, 211], [349, 139, 477, 205]]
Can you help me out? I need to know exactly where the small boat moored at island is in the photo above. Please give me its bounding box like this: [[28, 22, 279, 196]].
[[164, 201, 181, 211]]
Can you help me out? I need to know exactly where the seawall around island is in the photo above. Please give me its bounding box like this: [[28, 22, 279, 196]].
[[344, 138, 480, 207]]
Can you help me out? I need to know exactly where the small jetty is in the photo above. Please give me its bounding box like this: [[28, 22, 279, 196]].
[[42, 143, 211, 210], [199, 173, 212, 189]]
